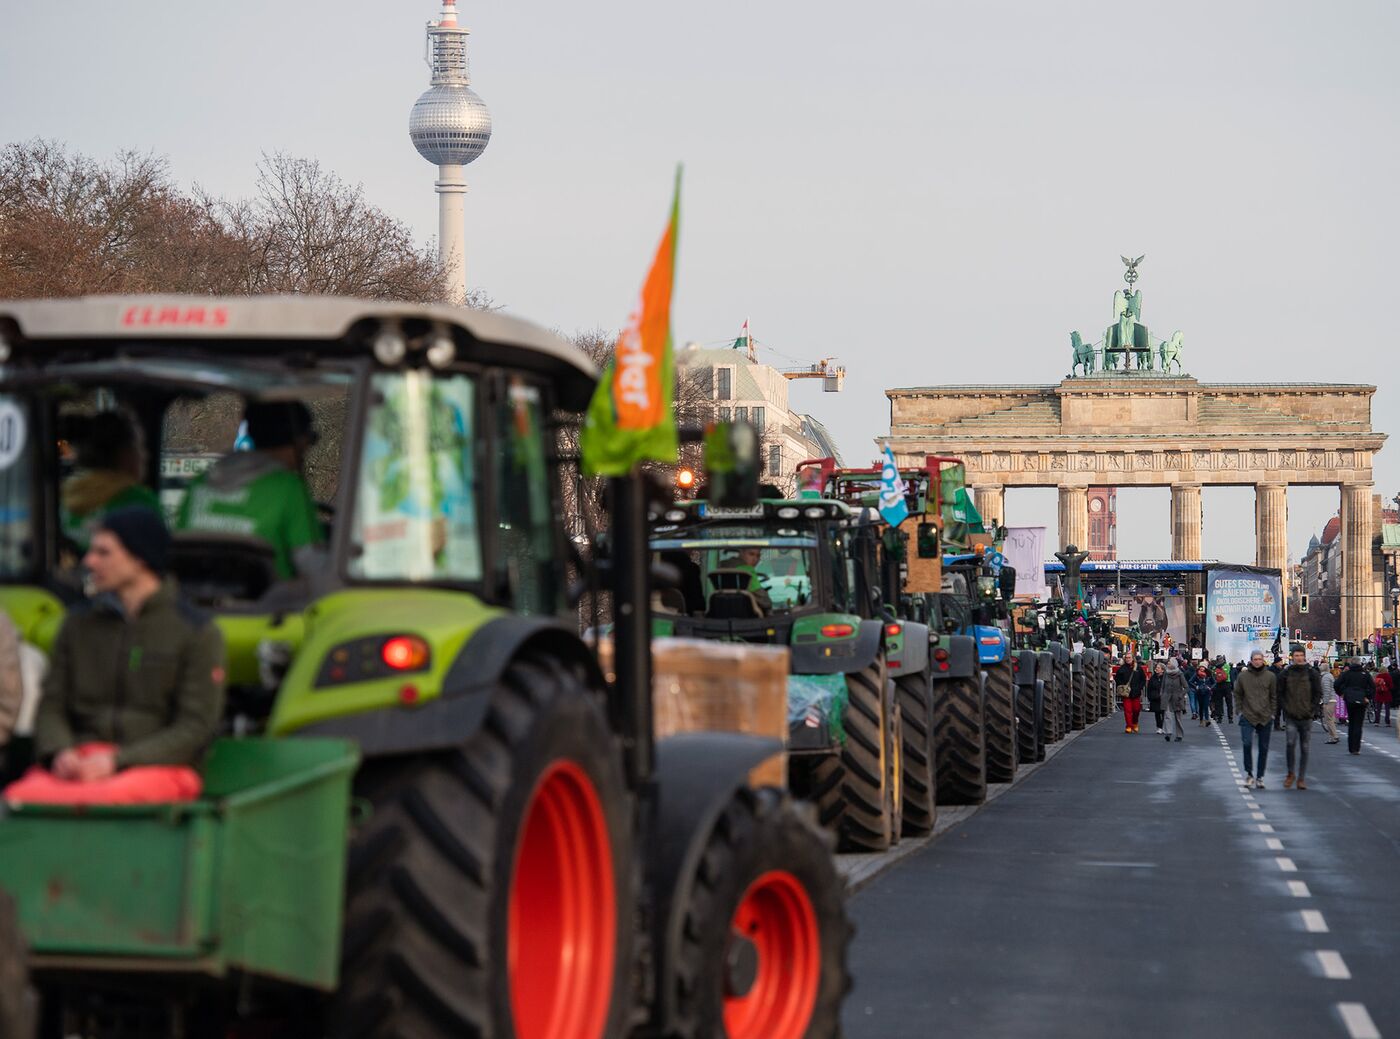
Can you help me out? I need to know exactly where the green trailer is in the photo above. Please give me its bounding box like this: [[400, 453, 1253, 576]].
[[0, 738, 357, 990]]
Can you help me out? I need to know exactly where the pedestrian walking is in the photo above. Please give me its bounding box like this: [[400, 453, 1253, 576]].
[[1161, 658, 1189, 742], [1190, 664, 1214, 726], [1319, 662, 1339, 744], [1211, 658, 1235, 723], [1372, 666, 1393, 727], [1336, 658, 1375, 755], [1279, 646, 1322, 790], [1236, 650, 1277, 789], [1146, 661, 1166, 734], [1115, 653, 1146, 733], [1270, 656, 1286, 731]]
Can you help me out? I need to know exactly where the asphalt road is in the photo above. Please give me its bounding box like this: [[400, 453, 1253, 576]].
[[844, 713, 1400, 1039]]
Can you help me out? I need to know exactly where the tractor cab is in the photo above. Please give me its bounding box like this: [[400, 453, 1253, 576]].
[[0, 296, 588, 734]]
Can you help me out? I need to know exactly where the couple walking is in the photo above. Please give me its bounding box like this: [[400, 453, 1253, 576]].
[[1237, 647, 1321, 790], [1115, 655, 1192, 738]]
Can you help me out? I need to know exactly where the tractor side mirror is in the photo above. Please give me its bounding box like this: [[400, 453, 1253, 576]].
[[702, 421, 760, 509], [998, 566, 1018, 603]]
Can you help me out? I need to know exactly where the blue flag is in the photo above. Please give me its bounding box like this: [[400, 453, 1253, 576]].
[[878, 446, 909, 527]]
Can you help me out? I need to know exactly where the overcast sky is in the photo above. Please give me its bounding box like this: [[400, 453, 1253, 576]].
[[2, 0, 1395, 565]]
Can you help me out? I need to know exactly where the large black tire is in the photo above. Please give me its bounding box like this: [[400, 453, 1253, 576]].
[[1070, 664, 1086, 731], [668, 786, 852, 1039], [931, 673, 987, 806], [0, 889, 35, 1039], [1040, 669, 1060, 745], [1016, 678, 1041, 765], [1083, 659, 1100, 724], [331, 657, 634, 1039], [984, 661, 1017, 784], [809, 655, 897, 852], [894, 670, 936, 837], [1055, 660, 1071, 741]]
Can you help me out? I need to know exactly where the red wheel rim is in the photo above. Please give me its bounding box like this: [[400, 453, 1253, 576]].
[[722, 869, 821, 1039], [508, 761, 616, 1039]]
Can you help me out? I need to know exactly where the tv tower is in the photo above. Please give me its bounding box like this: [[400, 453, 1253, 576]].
[[409, 1, 492, 303]]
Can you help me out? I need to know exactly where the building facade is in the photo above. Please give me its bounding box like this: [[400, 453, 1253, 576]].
[[1086, 486, 1117, 560]]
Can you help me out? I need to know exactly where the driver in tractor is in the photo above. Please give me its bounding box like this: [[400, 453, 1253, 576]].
[[3, 507, 226, 805], [176, 401, 325, 579], [712, 546, 773, 612]]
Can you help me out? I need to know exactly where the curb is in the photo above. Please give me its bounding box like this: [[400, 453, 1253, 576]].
[[835, 718, 1106, 893]]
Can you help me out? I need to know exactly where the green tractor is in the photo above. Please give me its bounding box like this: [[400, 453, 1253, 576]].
[[649, 493, 904, 852], [0, 295, 851, 1038]]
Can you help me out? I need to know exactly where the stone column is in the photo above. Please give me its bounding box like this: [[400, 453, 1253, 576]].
[[974, 485, 1005, 531], [1341, 483, 1377, 642], [1254, 484, 1288, 574], [1170, 484, 1202, 560], [1058, 486, 1088, 551]]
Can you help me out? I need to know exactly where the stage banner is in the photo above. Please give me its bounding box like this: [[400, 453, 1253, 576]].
[[1002, 526, 1046, 598], [1088, 587, 1187, 647], [1206, 566, 1283, 663]]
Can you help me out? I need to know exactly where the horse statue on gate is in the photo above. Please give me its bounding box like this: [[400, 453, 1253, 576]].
[[1158, 330, 1184, 373], [1070, 331, 1097, 376]]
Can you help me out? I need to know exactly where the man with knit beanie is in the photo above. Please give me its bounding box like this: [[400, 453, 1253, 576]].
[[3, 507, 225, 804]]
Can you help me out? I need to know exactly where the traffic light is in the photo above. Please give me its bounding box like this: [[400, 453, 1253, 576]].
[[1299, 593, 1309, 614], [675, 467, 696, 498], [1294, 628, 1303, 641], [1194, 593, 1205, 614]]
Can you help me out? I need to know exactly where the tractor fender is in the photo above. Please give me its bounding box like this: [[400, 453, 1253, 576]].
[[972, 624, 1009, 666], [1051, 641, 1070, 665], [648, 732, 785, 1030], [931, 633, 979, 679], [1071, 652, 1084, 673], [890, 621, 929, 675], [296, 615, 604, 758], [1036, 651, 1055, 685], [789, 619, 884, 675], [1014, 649, 1039, 687]]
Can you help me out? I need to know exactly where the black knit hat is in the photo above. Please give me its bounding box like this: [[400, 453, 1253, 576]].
[[98, 506, 171, 577], [245, 402, 317, 449]]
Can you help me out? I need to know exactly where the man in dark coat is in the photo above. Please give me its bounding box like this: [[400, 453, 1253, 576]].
[[1280, 646, 1322, 789], [1335, 659, 1375, 755]]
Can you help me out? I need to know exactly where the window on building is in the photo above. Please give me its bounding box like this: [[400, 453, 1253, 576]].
[[716, 368, 732, 401], [752, 407, 765, 435], [734, 406, 749, 423], [718, 406, 731, 423], [768, 443, 782, 476]]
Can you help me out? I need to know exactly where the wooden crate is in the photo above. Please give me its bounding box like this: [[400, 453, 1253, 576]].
[[594, 638, 789, 788]]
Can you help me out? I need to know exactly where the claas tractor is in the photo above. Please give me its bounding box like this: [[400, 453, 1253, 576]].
[[0, 295, 851, 1039], [649, 487, 903, 853]]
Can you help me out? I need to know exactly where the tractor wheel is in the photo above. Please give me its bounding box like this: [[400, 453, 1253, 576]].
[[983, 661, 1017, 784], [669, 787, 851, 1039], [1015, 680, 1040, 765], [894, 669, 936, 837], [330, 657, 633, 1039], [1070, 667, 1086, 731], [810, 655, 897, 852], [1034, 682, 1048, 761], [0, 889, 35, 1039], [1043, 670, 1062, 745], [931, 673, 987, 806]]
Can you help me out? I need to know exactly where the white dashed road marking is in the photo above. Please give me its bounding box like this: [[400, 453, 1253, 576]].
[[1288, 880, 1311, 898], [1276, 857, 1298, 872], [1252, 811, 1267, 820], [1258, 823, 1275, 833], [1316, 951, 1351, 980], [1300, 910, 1328, 933], [1266, 837, 1285, 851], [1337, 1002, 1381, 1039]]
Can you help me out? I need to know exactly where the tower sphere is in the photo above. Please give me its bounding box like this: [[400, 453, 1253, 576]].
[[409, 85, 492, 166]]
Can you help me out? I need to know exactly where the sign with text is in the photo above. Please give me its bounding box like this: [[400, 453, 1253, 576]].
[[1002, 526, 1046, 599], [1206, 566, 1283, 663]]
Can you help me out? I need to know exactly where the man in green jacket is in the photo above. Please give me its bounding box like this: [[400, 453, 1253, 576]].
[[8, 508, 225, 802], [1280, 646, 1323, 789], [1236, 650, 1278, 790]]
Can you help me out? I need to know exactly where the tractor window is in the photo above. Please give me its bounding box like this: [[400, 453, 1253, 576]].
[[349, 370, 481, 584], [493, 379, 557, 613], [0, 396, 34, 579], [649, 530, 819, 617]]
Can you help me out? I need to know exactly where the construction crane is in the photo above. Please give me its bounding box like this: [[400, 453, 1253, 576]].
[[781, 357, 846, 392]]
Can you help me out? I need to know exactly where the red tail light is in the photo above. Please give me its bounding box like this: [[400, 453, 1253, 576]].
[[821, 623, 855, 638], [933, 648, 950, 662], [382, 635, 430, 671], [885, 623, 902, 637]]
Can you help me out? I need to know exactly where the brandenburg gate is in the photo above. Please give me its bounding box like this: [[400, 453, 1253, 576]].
[[886, 258, 1387, 641]]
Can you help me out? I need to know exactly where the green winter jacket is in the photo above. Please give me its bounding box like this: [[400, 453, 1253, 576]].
[[1279, 664, 1322, 721], [34, 580, 226, 769], [1235, 664, 1277, 727]]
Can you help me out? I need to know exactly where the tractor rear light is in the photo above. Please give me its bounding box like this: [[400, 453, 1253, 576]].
[[889, 660, 902, 669], [383, 636, 430, 671], [820, 623, 855, 638], [885, 623, 902, 637], [399, 684, 421, 705], [937, 662, 950, 671], [933, 648, 950, 662], [1013, 660, 1020, 672]]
